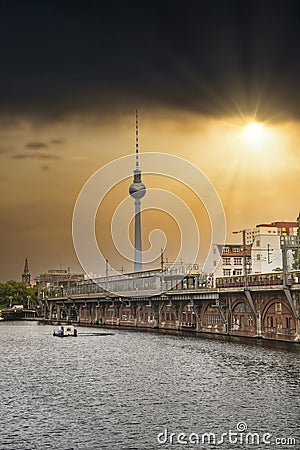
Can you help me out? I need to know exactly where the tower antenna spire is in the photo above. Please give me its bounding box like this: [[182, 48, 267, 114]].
[[135, 109, 139, 169]]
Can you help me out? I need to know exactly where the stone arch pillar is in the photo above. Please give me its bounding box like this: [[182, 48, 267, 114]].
[[262, 298, 297, 341]]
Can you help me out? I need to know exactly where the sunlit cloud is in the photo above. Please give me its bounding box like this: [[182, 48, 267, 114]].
[[26, 141, 48, 149], [51, 138, 65, 145], [11, 153, 61, 160], [0, 109, 299, 281]]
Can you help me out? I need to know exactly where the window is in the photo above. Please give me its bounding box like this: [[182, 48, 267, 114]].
[[256, 240, 260, 247], [257, 254, 261, 261], [223, 247, 229, 254], [234, 257, 242, 265], [223, 269, 231, 276], [223, 257, 231, 265], [275, 302, 282, 312], [248, 315, 254, 326], [240, 315, 244, 329], [205, 314, 223, 325], [233, 302, 251, 313], [233, 269, 242, 275], [232, 247, 240, 253]]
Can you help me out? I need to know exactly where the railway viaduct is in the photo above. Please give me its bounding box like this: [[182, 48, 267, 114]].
[[43, 283, 300, 342]]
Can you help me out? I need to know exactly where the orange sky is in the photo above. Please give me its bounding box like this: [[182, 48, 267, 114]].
[[0, 108, 299, 281]]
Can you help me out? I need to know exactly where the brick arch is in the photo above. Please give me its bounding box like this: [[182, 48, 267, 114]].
[[230, 301, 256, 335], [70, 304, 78, 321], [261, 298, 296, 340], [231, 300, 252, 313], [200, 302, 224, 333], [137, 303, 155, 327], [160, 303, 177, 322], [119, 303, 132, 322]]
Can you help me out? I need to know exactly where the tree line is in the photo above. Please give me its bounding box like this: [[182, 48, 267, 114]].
[[0, 281, 38, 309]]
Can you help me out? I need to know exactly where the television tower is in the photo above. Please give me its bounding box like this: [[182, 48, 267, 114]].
[[129, 110, 146, 272]]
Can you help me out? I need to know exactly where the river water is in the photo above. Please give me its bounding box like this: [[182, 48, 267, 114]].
[[0, 322, 299, 450]]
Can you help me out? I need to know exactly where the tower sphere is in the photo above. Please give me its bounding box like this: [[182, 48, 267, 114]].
[[129, 182, 146, 199]]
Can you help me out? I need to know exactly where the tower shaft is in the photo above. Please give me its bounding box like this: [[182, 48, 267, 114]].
[[134, 199, 142, 272]]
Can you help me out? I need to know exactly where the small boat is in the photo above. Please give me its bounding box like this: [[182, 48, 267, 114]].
[[53, 325, 77, 337]]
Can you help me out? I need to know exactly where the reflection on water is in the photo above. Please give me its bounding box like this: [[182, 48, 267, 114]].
[[0, 322, 299, 449]]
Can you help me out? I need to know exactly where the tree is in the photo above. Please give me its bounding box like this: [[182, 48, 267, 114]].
[[0, 281, 38, 308], [292, 213, 300, 269]]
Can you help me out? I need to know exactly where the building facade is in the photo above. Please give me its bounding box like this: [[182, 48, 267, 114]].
[[212, 244, 251, 279], [250, 221, 297, 273]]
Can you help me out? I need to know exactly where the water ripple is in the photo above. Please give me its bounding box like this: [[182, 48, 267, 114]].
[[0, 322, 299, 449]]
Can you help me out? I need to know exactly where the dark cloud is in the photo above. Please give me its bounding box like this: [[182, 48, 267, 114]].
[[51, 139, 65, 145], [26, 142, 48, 149], [0, 1, 300, 121], [0, 146, 14, 154], [12, 153, 61, 160], [0, 118, 20, 130]]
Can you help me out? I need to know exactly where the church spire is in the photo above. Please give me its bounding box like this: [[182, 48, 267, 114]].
[[22, 257, 31, 285]]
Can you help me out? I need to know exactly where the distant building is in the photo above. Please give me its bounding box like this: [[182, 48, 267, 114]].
[[212, 244, 252, 279], [248, 221, 297, 273], [22, 257, 31, 285], [38, 269, 84, 283], [214, 221, 298, 277], [35, 269, 85, 298], [245, 221, 297, 245], [251, 235, 282, 273]]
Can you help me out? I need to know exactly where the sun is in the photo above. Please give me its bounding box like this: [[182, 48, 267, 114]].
[[243, 121, 265, 146], [244, 121, 264, 141]]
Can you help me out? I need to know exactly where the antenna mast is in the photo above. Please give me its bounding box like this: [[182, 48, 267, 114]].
[[135, 109, 139, 169]]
